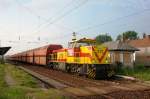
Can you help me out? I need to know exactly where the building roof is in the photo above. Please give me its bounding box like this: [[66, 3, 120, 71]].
[[127, 35, 150, 48], [0, 47, 11, 55], [103, 41, 139, 51]]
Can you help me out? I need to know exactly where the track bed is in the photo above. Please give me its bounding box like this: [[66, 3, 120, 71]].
[[15, 64, 150, 99]]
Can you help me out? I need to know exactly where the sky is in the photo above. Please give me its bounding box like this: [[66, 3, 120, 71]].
[[0, 0, 150, 55]]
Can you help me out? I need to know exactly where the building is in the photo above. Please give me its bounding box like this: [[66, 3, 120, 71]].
[[103, 41, 139, 67], [127, 34, 150, 66]]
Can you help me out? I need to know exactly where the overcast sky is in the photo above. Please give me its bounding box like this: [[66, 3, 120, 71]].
[[0, 0, 150, 55]]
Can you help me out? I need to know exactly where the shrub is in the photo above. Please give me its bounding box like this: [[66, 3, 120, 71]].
[[134, 64, 145, 71]]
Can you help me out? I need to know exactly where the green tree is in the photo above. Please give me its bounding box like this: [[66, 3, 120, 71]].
[[123, 31, 138, 40], [116, 34, 122, 41], [116, 31, 138, 41], [95, 34, 112, 43]]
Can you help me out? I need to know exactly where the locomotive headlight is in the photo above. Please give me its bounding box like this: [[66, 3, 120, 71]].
[[105, 58, 108, 63], [108, 53, 110, 58], [106, 53, 111, 63], [106, 54, 110, 63]]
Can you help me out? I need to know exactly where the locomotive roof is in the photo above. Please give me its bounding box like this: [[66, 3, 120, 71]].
[[69, 38, 96, 44]]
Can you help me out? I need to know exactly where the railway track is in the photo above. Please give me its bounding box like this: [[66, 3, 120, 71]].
[[13, 63, 150, 99], [25, 66, 101, 87], [22, 64, 129, 87]]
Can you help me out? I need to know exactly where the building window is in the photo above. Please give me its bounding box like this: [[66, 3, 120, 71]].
[[120, 53, 123, 63], [110, 52, 114, 63], [133, 52, 135, 62]]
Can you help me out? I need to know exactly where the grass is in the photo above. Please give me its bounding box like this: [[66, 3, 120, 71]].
[[29, 88, 66, 99], [0, 63, 67, 99], [0, 86, 65, 99], [7, 64, 39, 88], [116, 64, 150, 81], [0, 64, 7, 87], [0, 87, 29, 99]]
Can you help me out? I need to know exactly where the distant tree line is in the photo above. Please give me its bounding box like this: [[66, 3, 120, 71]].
[[95, 30, 139, 43], [95, 34, 112, 44]]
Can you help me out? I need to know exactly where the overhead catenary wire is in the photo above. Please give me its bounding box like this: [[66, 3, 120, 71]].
[[14, 0, 89, 43], [37, 0, 76, 26], [49, 7, 150, 41], [15, 0, 41, 18], [76, 8, 150, 33], [73, 0, 150, 35], [10, 0, 150, 43], [13, 0, 78, 44], [14, 0, 77, 33], [4, 4, 150, 44], [15, 0, 89, 42], [33, 0, 150, 41], [2, 1, 150, 54], [32, 0, 89, 34]]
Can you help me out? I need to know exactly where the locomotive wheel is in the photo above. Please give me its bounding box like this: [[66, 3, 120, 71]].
[[71, 65, 78, 73], [66, 64, 71, 73]]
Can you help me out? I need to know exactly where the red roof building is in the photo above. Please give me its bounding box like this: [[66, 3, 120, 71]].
[[127, 34, 150, 66]]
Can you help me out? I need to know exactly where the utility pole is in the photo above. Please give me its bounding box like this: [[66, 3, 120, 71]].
[[19, 36, 21, 40], [72, 32, 76, 41]]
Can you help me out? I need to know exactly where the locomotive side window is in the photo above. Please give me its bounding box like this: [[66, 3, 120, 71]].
[[48, 54, 52, 60], [51, 54, 54, 61], [54, 53, 57, 61], [67, 49, 74, 56]]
